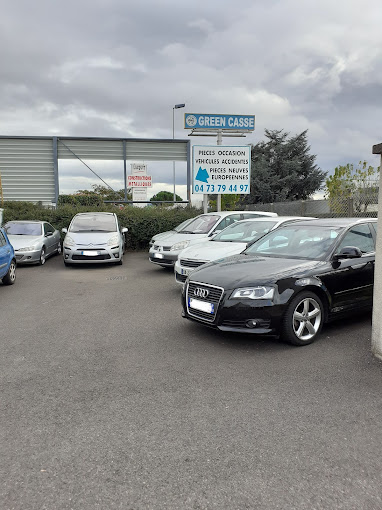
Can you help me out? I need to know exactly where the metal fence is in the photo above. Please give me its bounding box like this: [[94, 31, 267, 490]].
[[244, 192, 379, 218]]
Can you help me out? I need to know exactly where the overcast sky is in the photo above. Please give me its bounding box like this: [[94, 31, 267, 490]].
[[1, 0, 381, 202]]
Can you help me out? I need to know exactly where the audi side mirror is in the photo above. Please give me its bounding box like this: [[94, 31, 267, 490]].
[[333, 246, 362, 260]]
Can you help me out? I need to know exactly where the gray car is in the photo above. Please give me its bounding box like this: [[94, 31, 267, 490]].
[[62, 212, 127, 265], [4, 220, 61, 265]]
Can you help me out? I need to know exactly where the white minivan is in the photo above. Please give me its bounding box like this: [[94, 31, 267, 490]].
[[148, 211, 277, 268]]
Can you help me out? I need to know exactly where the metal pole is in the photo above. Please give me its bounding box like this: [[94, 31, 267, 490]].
[[123, 140, 127, 202], [217, 130, 222, 212], [52, 137, 59, 205], [186, 140, 191, 207], [0, 171, 3, 207], [203, 194, 208, 214], [173, 107, 176, 202], [371, 152, 382, 359]]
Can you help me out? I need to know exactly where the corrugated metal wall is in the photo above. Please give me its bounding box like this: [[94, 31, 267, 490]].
[[0, 138, 55, 203], [125, 140, 187, 161], [0, 137, 189, 204], [58, 139, 123, 160], [58, 138, 188, 161]]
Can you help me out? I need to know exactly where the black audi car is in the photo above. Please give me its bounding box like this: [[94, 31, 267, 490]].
[[181, 218, 377, 346]]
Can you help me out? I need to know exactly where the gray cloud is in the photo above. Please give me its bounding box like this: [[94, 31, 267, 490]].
[[1, 0, 381, 196]]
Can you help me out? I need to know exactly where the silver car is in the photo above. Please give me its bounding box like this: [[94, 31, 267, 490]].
[[149, 211, 278, 268], [4, 220, 61, 265], [62, 212, 127, 265]]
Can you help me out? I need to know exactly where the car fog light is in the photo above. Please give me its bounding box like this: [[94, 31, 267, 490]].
[[246, 320, 258, 328], [65, 254, 69, 259], [114, 253, 119, 258]]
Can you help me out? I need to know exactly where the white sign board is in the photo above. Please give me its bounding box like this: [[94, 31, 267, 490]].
[[127, 175, 152, 188], [192, 145, 251, 194], [133, 188, 147, 207], [131, 163, 147, 175]]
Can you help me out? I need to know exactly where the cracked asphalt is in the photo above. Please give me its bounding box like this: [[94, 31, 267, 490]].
[[1, 251, 382, 510]]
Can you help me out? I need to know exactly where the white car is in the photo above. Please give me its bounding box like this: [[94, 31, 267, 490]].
[[149, 218, 195, 247], [62, 212, 128, 265], [149, 211, 278, 268], [174, 216, 313, 284]]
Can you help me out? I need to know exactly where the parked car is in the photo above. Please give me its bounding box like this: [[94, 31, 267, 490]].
[[149, 217, 195, 247], [0, 227, 16, 285], [4, 220, 61, 265], [62, 212, 128, 265], [182, 218, 377, 346], [175, 216, 313, 285], [149, 211, 278, 268]]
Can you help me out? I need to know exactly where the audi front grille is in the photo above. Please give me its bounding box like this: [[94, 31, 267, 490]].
[[186, 281, 224, 323]]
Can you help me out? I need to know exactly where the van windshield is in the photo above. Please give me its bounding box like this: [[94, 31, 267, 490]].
[[179, 215, 220, 234], [69, 214, 117, 233]]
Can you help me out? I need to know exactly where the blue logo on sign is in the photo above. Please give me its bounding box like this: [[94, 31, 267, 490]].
[[195, 167, 209, 183]]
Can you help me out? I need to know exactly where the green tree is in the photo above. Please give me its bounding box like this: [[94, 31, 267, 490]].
[[209, 194, 240, 211], [240, 129, 326, 205], [150, 191, 183, 206], [76, 184, 131, 201], [325, 161, 380, 213]]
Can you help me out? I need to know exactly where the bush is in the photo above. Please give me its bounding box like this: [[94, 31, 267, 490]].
[[58, 194, 104, 207], [1, 202, 202, 250]]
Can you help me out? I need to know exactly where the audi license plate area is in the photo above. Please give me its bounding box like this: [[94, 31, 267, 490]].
[[81, 250, 101, 256], [189, 298, 214, 314]]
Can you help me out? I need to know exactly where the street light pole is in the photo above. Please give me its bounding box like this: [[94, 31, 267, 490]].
[[172, 103, 185, 203]]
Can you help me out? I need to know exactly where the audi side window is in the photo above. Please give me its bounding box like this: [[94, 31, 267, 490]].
[[369, 222, 377, 238], [336, 224, 375, 254]]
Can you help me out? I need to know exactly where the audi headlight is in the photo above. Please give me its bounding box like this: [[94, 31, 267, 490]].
[[108, 234, 120, 246], [231, 286, 275, 300], [18, 246, 38, 252], [64, 235, 76, 247], [171, 240, 190, 251]]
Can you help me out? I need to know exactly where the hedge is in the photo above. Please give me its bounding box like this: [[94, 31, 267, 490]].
[[1, 202, 202, 250]]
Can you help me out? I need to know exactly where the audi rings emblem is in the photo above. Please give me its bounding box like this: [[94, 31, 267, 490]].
[[194, 287, 209, 298]]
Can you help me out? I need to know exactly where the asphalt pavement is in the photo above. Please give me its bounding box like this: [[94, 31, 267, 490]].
[[1, 252, 382, 510]]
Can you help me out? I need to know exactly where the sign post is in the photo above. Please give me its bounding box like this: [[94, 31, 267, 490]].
[[185, 113, 255, 212], [129, 163, 152, 207], [372, 144, 382, 359]]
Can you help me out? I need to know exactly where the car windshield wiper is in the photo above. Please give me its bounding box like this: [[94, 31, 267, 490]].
[[72, 229, 110, 232]]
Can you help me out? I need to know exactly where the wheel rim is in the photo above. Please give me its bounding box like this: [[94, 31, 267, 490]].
[[292, 297, 322, 341], [9, 262, 16, 282], [40, 249, 46, 264]]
